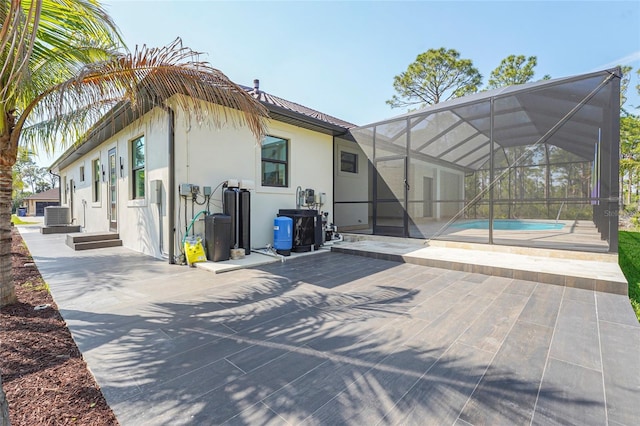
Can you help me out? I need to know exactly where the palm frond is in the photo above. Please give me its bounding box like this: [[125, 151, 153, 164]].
[[19, 96, 120, 156], [0, 1, 40, 102], [17, 43, 120, 110], [31, 0, 123, 59], [17, 38, 267, 150], [1, 1, 122, 104]]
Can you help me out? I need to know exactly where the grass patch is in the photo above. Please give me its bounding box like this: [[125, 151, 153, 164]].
[[618, 231, 640, 322], [11, 214, 37, 225], [22, 278, 49, 292]]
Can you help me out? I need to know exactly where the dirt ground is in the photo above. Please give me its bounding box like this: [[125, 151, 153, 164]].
[[0, 227, 118, 425]]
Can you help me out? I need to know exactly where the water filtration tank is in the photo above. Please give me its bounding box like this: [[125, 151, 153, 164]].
[[273, 216, 293, 256], [223, 188, 250, 255], [205, 214, 231, 262]]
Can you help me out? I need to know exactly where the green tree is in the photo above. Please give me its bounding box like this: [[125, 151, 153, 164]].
[[487, 55, 550, 89], [620, 112, 640, 206], [636, 68, 640, 103], [387, 47, 482, 108], [46, 169, 57, 189], [620, 65, 633, 108], [0, 0, 267, 307], [19, 160, 46, 193], [35, 178, 51, 193]]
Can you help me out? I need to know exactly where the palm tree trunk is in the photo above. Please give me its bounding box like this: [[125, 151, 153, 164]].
[[0, 373, 10, 426], [0, 162, 16, 307], [627, 170, 632, 206]]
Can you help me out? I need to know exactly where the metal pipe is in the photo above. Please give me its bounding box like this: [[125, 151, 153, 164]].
[[489, 98, 494, 245], [167, 107, 176, 264]]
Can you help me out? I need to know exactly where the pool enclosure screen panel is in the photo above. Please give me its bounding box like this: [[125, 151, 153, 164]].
[[335, 69, 620, 252], [374, 157, 407, 236]]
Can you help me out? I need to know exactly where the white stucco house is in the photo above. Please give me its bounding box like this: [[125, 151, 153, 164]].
[[50, 79, 355, 262], [50, 68, 621, 259]]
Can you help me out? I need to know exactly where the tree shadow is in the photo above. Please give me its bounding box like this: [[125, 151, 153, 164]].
[[19, 250, 184, 305], [49, 251, 607, 425]]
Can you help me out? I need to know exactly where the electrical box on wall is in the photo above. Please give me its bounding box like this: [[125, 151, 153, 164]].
[[239, 179, 254, 190], [304, 188, 315, 205], [179, 183, 192, 196], [149, 180, 162, 204]]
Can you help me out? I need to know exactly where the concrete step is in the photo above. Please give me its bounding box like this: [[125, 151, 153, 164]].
[[70, 239, 123, 251], [41, 225, 81, 235], [66, 232, 122, 251], [332, 240, 628, 296], [66, 232, 120, 244]]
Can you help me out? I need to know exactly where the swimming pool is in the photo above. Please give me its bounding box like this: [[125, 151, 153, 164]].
[[452, 219, 565, 231]]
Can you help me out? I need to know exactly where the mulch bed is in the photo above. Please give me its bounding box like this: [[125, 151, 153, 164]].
[[0, 227, 119, 425]]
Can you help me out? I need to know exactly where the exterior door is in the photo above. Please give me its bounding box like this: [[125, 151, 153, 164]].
[[108, 148, 117, 231], [374, 156, 408, 237]]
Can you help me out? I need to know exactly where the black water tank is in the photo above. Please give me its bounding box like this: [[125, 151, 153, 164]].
[[223, 188, 251, 255], [205, 214, 231, 262]]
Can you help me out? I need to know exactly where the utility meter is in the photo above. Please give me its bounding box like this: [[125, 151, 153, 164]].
[[304, 188, 315, 205]]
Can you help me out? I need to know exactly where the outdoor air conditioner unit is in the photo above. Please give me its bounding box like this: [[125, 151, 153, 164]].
[[44, 206, 70, 226]]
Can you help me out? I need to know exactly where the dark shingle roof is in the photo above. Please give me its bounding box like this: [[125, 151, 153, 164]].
[[51, 79, 355, 172], [240, 85, 356, 130], [25, 188, 60, 200]]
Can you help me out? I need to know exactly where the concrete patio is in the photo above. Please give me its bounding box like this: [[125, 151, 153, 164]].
[[17, 224, 640, 425]]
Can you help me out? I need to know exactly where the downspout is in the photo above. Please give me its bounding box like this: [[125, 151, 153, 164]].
[[167, 106, 176, 264], [49, 171, 61, 204]]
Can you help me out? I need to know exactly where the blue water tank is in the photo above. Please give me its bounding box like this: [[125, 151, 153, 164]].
[[273, 216, 293, 256]]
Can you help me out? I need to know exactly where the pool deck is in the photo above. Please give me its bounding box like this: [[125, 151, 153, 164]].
[[14, 224, 640, 425], [334, 234, 628, 296], [366, 219, 612, 253]]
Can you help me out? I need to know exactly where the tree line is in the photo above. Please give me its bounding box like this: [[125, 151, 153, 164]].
[[11, 148, 57, 213], [386, 48, 550, 109]]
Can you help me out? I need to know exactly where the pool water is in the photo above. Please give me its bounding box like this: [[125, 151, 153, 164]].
[[453, 219, 565, 231]]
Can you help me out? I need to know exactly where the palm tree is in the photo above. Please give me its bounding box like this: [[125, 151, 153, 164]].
[[0, 0, 267, 307]]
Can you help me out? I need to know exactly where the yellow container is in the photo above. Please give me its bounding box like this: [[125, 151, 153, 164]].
[[184, 238, 207, 265]]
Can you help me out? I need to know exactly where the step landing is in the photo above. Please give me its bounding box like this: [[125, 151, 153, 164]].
[[333, 235, 628, 296], [41, 225, 81, 234], [66, 232, 123, 251]]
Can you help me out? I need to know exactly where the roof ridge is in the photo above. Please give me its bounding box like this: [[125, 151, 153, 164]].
[[239, 84, 356, 129]]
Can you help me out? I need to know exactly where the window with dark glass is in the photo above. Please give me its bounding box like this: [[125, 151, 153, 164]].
[[131, 136, 145, 199], [340, 151, 358, 173], [261, 135, 288, 187], [92, 159, 100, 202]]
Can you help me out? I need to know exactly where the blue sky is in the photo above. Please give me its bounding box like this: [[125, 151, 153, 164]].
[[37, 0, 640, 165]]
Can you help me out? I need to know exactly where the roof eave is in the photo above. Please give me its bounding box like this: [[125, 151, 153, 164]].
[[264, 102, 353, 136], [51, 95, 353, 172], [50, 100, 140, 172]]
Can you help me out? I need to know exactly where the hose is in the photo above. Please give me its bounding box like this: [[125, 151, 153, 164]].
[[182, 209, 209, 245]]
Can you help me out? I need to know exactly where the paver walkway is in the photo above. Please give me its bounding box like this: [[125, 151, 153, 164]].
[[18, 225, 640, 425]]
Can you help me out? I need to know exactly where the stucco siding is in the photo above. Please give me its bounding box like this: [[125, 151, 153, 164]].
[[58, 99, 334, 260], [59, 108, 170, 258], [171, 101, 333, 251]]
